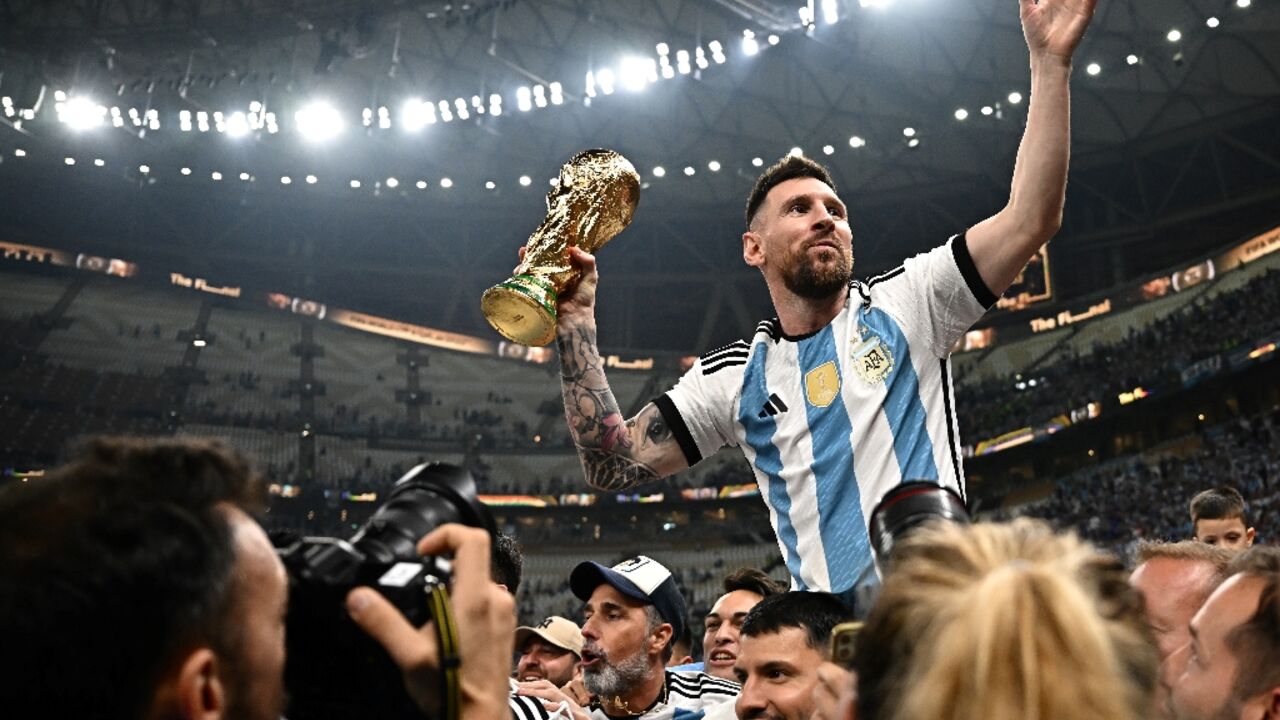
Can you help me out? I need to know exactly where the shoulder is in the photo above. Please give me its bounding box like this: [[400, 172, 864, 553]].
[[694, 320, 777, 377]]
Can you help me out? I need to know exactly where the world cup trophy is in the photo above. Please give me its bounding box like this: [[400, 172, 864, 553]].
[[481, 149, 641, 346]]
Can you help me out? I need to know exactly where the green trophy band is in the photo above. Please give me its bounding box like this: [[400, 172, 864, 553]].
[[481, 149, 641, 346]]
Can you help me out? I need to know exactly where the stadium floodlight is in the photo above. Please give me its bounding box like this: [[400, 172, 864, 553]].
[[14, 149, 26, 157], [180, 167, 191, 175], [239, 172, 251, 181], [902, 127, 916, 137], [1206, 16, 1220, 28], [708, 160, 721, 172], [619, 57, 657, 92], [653, 166, 666, 178], [59, 96, 107, 131], [93, 158, 104, 167], [1167, 29, 1182, 42], [306, 175, 318, 184], [439, 177, 453, 188], [517, 86, 533, 112], [768, 34, 780, 45], [64, 157, 76, 166], [752, 157, 764, 166], [281, 176, 292, 185], [385, 177, 399, 188], [401, 98, 437, 130], [139, 164, 150, 174], [226, 111, 251, 137], [981, 105, 994, 115], [1086, 62, 1101, 76], [743, 30, 760, 57], [1126, 54, 1140, 65], [848, 136, 865, 148], [416, 180, 427, 189], [821, 0, 839, 24], [1008, 91, 1024, 104], [211, 171, 222, 180], [295, 101, 343, 141], [597, 68, 616, 95], [684, 166, 695, 176], [1236, 0, 1250, 8], [519, 175, 532, 186], [350, 180, 361, 189], [789, 146, 803, 157], [485, 181, 496, 190], [823, 144, 835, 155]]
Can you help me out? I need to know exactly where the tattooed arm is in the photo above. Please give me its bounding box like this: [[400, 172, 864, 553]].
[[556, 249, 691, 491]]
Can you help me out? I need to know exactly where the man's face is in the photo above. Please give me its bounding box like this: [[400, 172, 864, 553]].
[[516, 637, 579, 686], [745, 177, 854, 301], [703, 589, 765, 681], [733, 627, 824, 720], [1131, 557, 1220, 661], [1194, 518, 1255, 550], [222, 507, 289, 720], [580, 584, 662, 698], [1165, 575, 1265, 720]]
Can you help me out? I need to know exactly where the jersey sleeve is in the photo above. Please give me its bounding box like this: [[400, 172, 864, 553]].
[[653, 348, 745, 467], [871, 232, 997, 358]]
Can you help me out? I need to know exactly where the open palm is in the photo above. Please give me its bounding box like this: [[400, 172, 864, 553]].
[[1021, 0, 1097, 60]]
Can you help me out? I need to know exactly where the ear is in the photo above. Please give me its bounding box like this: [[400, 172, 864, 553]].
[[743, 230, 765, 268], [650, 623, 674, 657], [1247, 527, 1257, 546], [1260, 686, 1280, 719], [172, 648, 227, 720]]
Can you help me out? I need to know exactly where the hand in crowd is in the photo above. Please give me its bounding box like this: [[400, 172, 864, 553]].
[[347, 524, 515, 720], [515, 679, 592, 720], [812, 662, 856, 720]]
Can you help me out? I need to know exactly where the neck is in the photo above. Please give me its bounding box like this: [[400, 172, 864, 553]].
[[769, 286, 847, 338], [600, 664, 666, 717]]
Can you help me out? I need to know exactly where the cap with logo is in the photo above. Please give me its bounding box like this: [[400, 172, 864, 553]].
[[570, 555, 687, 641], [514, 615, 585, 657]]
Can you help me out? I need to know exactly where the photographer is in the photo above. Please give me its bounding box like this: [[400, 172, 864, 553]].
[[0, 437, 514, 720]]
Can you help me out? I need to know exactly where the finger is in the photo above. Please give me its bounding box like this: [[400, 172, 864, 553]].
[[415, 524, 492, 603], [568, 247, 597, 272], [519, 247, 528, 261], [347, 587, 438, 669]]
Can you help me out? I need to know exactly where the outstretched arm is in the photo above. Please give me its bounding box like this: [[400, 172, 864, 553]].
[[556, 247, 690, 490], [967, 0, 1097, 297]]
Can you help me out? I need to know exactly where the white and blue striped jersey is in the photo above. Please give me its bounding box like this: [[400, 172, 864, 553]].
[[655, 234, 996, 594], [586, 670, 739, 720]]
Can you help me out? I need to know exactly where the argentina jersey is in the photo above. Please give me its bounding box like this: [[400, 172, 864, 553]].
[[655, 233, 996, 594]]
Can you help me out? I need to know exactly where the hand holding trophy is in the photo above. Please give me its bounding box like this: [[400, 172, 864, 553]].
[[481, 149, 640, 346]]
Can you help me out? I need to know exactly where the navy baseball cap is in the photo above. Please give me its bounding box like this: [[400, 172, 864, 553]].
[[571, 555, 687, 641]]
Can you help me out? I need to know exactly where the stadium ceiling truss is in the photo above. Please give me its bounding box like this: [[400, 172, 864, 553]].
[[1, 0, 1279, 349]]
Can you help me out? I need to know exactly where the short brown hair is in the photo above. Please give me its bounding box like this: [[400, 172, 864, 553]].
[[723, 567, 787, 598], [1189, 486, 1249, 527], [1222, 547, 1280, 702], [1134, 540, 1234, 569], [744, 155, 838, 228]]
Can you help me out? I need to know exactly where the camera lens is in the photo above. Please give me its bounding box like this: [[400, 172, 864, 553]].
[[349, 463, 496, 565], [868, 481, 969, 567]]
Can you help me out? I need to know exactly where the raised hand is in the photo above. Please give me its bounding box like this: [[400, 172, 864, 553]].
[[1020, 0, 1097, 62]]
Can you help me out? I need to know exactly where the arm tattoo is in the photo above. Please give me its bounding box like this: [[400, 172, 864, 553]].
[[557, 324, 631, 452], [579, 448, 661, 491]]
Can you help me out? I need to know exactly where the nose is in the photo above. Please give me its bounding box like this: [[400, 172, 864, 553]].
[[735, 677, 768, 720], [581, 617, 600, 641], [1161, 642, 1189, 692], [714, 622, 735, 645]]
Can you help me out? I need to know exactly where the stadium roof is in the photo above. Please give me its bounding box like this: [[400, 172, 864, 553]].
[[2, 0, 1279, 351]]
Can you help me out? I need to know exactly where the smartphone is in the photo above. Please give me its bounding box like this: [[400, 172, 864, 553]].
[[828, 621, 863, 668]]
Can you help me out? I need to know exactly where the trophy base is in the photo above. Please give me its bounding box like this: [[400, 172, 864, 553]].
[[481, 275, 558, 347]]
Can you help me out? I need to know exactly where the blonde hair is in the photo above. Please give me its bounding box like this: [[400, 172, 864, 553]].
[[855, 519, 1157, 720]]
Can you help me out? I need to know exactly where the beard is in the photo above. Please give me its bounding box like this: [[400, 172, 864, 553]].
[[780, 241, 853, 300], [583, 645, 655, 699]]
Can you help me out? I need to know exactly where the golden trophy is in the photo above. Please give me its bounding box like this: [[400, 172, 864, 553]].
[[481, 149, 641, 346]]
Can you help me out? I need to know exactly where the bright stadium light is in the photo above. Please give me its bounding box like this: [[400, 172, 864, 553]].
[[1167, 29, 1182, 42], [226, 111, 251, 137], [519, 175, 532, 186], [954, 108, 969, 120], [684, 166, 695, 176], [306, 175, 317, 184], [59, 96, 107, 130], [848, 136, 865, 148], [211, 171, 223, 180], [517, 86, 533, 112], [822, 145, 835, 155], [1206, 16, 1220, 28], [902, 127, 916, 137], [618, 57, 657, 92], [1086, 62, 1101, 75], [386, 177, 399, 188], [742, 30, 760, 56], [708, 160, 721, 172], [752, 157, 764, 166], [1126, 54, 1140, 65], [821, 0, 839, 24], [1008, 91, 1024, 104], [439, 177, 453, 188], [401, 99, 436, 131], [789, 146, 803, 157], [295, 101, 343, 141], [653, 166, 666, 178]]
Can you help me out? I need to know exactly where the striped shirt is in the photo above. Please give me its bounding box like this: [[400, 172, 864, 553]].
[[656, 234, 995, 595], [586, 670, 739, 720]]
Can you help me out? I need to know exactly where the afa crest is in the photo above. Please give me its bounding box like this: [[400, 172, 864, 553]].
[[804, 361, 841, 408], [851, 337, 894, 384]]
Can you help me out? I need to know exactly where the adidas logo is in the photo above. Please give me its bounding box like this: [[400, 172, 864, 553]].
[[758, 393, 789, 418]]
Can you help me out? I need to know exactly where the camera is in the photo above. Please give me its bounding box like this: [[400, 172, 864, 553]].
[[847, 481, 970, 616], [277, 463, 496, 720]]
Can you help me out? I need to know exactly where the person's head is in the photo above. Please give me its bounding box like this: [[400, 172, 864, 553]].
[[0, 436, 279, 720], [491, 532, 524, 595], [570, 556, 688, 699], [667, 623, 695, 667], [1190, 487, 1256, 549], [1131, 541, 1234, 661], [734, 592, 854, 720], [742, 156, 853, 302], [514, 616, 584, 686], [855, 518, 1158, 720], [704, 568, 786, 680], [1165, 547, 1280, 720]]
